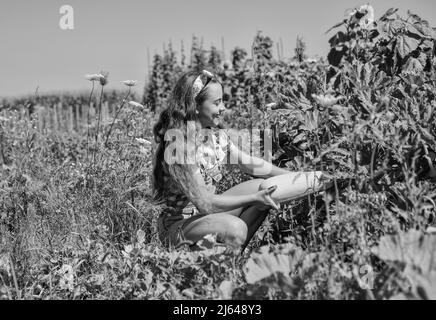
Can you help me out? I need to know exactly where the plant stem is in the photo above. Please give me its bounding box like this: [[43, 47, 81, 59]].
[[93, 85, 104, 168], [9, 255, 21, 300], [104, 87, 131, 148], [0, 123, 7, 165], [86, 81, 95, 163]]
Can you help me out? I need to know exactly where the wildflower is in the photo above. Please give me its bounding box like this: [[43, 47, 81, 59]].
[[359, 5, 375, 29], [139, 146, 149, 155], [85, 74, 104, 81], [58, 264, 75, 291], [349, 4, 375, 29], [121, 80, 138, 87], [124, 244, 134, 254], [99, 71, 109, 86], [267, 71, 276, 78], [385, 111, 395, 121], [0, 254, 11, 277], [312, 94, 344, 107], [136, 229, 146, 244], [128, 101, 144, 108]]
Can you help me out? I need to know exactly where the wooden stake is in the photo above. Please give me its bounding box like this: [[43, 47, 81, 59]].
[[66, 105, 74, 132]]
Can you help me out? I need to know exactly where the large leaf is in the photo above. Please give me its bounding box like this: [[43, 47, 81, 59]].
[[414, 24, 436, 39], [380, 8, 399, 21], [374, 230, 436, 300], [396, 35, 420, 59], [408, 271, 436, 300], [388, 20, 406, 35], [325, 20, 346, 34], [407, 10, 424, 25], [407, 10, 435, 38], [403, 57, 424, 75], [243, 243, 304, 284], [328, 31, 347, 48], [373, 230, 436, 274], [405, 23, 425, 38]]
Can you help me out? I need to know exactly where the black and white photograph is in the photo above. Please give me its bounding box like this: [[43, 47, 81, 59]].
[[1, 0, 436, 305]]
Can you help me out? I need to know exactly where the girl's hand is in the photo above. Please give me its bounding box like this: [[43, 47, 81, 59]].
[[255, 185, 280, 210]]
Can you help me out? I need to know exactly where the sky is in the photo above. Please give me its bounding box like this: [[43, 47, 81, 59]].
[[0, 0, 435, 98]]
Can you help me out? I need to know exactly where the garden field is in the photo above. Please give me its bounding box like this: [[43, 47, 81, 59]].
[[1, 6, 436, 300]]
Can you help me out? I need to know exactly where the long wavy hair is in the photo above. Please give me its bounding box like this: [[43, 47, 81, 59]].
[[152, 70, 224, 204]]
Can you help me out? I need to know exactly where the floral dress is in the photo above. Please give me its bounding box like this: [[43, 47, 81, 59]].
[[157, 126, 231, 246]]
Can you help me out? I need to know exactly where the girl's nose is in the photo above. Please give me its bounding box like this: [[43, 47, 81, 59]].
[[219, 103, 226, 113]]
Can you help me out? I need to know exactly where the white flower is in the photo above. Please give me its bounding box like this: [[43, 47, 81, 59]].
[[348, 9, 358, 17], [85, 74, 104, 81], [124, 244, 134, 254], [136, 229, 146, 244], [128, 101, 144, 108], [99, 71, 109, 86], [349, 4, 375, 29], [0, 254, 11, 277], [139, 146, 149, 155], [121, 80, 138, 87], [360, 5, 375, 28]]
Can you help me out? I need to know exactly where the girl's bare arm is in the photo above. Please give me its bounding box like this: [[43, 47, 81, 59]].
[[228, 141, 289, 178], [168, 163, 279, 214]]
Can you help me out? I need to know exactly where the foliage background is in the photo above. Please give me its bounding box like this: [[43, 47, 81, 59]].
[[1, 6, 436, 300]]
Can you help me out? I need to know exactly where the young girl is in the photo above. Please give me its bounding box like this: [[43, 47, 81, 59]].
[[152, 69, 331, 250]]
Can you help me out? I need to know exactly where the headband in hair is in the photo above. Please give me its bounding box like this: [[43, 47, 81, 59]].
[[193, 70, 215, 99]]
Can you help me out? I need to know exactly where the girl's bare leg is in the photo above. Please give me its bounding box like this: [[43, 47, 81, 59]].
[[258, 171, 326, 204], [219, 172, 330, 249], [181, 213, 248, 248], [180, 179, 267, 248], [181, 172, 330, 249], [219, 179, 270, 243]]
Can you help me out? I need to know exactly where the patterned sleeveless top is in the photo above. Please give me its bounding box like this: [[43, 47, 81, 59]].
[[159, 126, 231, 220]]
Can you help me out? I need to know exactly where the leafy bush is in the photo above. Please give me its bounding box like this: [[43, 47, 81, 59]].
[[1, 5, 436, 300]]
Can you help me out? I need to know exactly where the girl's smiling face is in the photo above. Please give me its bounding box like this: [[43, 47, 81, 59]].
[[197, 82, 226, 128]]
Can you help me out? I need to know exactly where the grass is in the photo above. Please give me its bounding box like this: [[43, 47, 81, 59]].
[[1, 5, 436, 300]]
